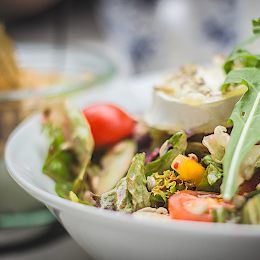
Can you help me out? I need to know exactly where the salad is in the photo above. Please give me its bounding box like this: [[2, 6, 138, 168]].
[[42, 19, 260, 224]]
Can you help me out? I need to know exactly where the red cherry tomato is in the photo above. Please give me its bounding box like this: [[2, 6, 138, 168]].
[[168, 190, 231, 222], [83, 103, 136, 147]]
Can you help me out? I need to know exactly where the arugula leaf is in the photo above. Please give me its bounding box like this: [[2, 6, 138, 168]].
[[224, 50, 260, 74], [223, 18, 260, 74], [221, 68, 260, 200], [252, 18, 260, 34], [145, 131, 187, 175], [100, 153, 150, 212]]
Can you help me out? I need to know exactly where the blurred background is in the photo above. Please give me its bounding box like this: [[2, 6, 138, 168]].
[[0, 0, 259, 259]]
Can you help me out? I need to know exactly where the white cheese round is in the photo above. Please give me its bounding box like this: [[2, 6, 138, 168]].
[[144, 62, 245, 134]]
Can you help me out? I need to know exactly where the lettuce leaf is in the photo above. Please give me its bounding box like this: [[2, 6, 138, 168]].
[[221, 68, 260, 200], [197, 155, 223, 192], [149, 170, 185, 206], [145, 131, 187, 175], [42, 125, 76, 182], [100, 153, 150, 212], [100, 177, 133, 212], [43, 103, 94, 183], [127, 153, 150, 211]]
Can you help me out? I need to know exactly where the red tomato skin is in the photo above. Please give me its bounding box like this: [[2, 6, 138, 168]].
[[168, 191, 213, 222], [83, 104, 136, 147]]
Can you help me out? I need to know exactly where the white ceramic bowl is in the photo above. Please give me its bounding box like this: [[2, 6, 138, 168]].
[[5, 74, 260, 260]]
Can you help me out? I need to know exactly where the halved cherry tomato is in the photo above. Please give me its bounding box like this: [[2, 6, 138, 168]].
[[168, 190, 231, 222], [83, 103, 136, 147]]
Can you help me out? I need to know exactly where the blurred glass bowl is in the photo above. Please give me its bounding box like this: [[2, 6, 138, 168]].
[[0, 42, 116, 228]]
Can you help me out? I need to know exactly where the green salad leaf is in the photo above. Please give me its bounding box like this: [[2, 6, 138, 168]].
[[145, 131, 187, 175], [252, 18, 260, 34], [202, 155, 223, 185], [149, 128, 171, 150], [221, 68, 260, 200], [127, 153, 150, 211], [224, 50, 260, 74], [149, 170, 185, 206], [100, 177, 133, 212], [197, 155, 223, 192], [42, 123, 76, 182], [43, 102, 94, 203], [100, 153, 150, 212], [224, 18, 260, 74]]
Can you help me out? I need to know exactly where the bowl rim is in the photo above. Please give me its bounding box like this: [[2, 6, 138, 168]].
[[0, 43, 117, 102], [4, 113, 260, 238]]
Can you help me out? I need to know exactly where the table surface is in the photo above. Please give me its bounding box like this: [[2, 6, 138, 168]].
[[2, 233, 92, 260]]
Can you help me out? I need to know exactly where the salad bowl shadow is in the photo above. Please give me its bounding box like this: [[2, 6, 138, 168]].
[[4, 73, 260, 260]]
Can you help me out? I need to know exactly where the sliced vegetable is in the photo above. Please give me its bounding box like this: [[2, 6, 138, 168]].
[[221, 68, 260, 200], [145, 131, 187, 175], [168, 190, 229, 222], [171, 155, 205, 185], [83, 103, 136, 147], [94, 140, 136, 194]]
